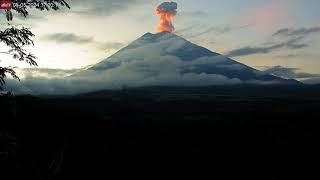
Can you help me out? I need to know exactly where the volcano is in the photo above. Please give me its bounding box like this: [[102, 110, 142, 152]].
[[78, 32, 299, 87]]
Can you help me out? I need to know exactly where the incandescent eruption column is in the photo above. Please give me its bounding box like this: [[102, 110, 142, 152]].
[[156, 2, 178, 33]]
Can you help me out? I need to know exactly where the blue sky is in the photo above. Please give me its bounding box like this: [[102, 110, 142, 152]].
[[1, 0, 320, 79]]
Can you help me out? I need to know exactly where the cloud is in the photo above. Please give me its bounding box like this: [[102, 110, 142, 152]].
[[1, 0, 147, 25], [97, 42, 125, 51], [5, 33, 288, 95], [273, 27, 320, 37], [5, 56, 244, 95], [6, 67, 285, 94], [226, 44, 283, 57], [18, 68, 83, 79], [226, 26, 316, 57], [42, 33, 93, 44], [42, 32, 125, 51], [226, 37, 308, 57], [177, 24, 251, 39], [3, 53, 254, 95], [302, 78, 320, 85], [262, 66, 320, 79], [275, 54, 300, 59], [6, 55, 284, 95], [68, 0, 148, 17], [156, 2, 178, 14], [178, 11, 208, 18], [189, 27, 231, 37]]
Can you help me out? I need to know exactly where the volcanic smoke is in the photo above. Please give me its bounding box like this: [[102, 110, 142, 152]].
[[156, 2, 178, 33]]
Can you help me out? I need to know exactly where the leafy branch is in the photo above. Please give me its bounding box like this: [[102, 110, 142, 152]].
[[0, 67, 20, 88], [12, 0, 70, 18], [0, 0, 70, 90]]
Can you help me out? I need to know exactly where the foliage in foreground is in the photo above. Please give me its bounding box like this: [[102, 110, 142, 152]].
[[0, 0, 70, 90]]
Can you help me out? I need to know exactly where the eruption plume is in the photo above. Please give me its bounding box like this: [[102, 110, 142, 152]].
[[156, 2, 178, 33]]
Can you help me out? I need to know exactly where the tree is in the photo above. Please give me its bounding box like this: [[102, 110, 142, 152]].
[[0, 0, 70, 90]]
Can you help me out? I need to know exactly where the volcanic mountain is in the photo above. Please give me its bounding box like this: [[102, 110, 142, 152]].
[[77, 32, 299, 87]]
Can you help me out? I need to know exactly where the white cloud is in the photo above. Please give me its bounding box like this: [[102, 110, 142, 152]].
[[4, 33, 287, 95], [5, 55, 245, 95]]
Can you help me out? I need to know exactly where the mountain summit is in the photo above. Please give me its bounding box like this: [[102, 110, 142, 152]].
[[80, 32, 299, 86]]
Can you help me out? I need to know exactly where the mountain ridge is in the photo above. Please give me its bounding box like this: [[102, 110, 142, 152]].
[[79, 32, 300, 86]]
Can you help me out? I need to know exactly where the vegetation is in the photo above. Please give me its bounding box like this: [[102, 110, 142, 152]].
[[1, 89, 318, 179], [0, 0, 70, 90]]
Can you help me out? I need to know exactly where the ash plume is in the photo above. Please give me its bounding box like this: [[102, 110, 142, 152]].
[[156, 2, 178, 33]]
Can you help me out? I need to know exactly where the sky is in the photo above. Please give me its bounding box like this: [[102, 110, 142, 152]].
[[1, 0, 320, 81]]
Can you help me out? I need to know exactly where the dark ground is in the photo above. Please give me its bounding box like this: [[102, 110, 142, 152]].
[[0, 86, 319, 179]]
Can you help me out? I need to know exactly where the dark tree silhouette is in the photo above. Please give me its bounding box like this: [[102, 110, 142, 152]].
[[0, 0, 70, 90]]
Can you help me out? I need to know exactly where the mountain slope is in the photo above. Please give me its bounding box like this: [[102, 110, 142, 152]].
[[80, 32, 299, 86]]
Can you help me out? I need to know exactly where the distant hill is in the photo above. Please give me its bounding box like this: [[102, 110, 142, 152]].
[[77, 84, 320, 99]]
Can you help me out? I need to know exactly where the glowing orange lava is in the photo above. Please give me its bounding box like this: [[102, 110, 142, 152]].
[[156, 9, 176, 33]]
